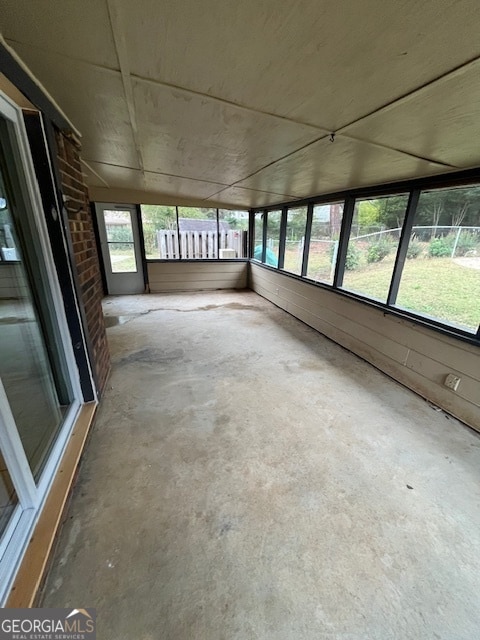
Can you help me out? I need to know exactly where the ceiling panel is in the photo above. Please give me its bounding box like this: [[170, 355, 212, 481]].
[[88, 161, 229, 199], [143, 172, 228, 200], [236, 136, 448, 198], [122, 0, 480, 131], [2, 1, 480, 208], [133, 78, 325, 184], [342, 64, 480, 168], [5, 43, 139, 169], [2, 1, 118, 69], [205, 187, 296, 208]]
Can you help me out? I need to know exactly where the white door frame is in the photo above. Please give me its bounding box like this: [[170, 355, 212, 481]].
[[0, 90, 92, 603], [96, 202, 145, 295]]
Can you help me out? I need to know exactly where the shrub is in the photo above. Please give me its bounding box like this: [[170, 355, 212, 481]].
[[328, 242, 361, 270], [345, 243, 361, 270], [366, 240, 392, 263], [406, 240, 422, 259], [429, 236, 453, 258]]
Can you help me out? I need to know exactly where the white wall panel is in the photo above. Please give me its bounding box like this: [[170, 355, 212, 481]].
[[148, 261, 247, 292]]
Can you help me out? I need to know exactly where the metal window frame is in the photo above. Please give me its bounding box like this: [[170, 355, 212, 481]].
[[282, 204, 309, 275], [264, 208, 282, 269], [249, 171, 480, 344], [261, 210, 267, 264], [301, 203, 313, 277], [278, 206, 288, 270], [333, 196, 355, 288], [387, 189, 420, 306]]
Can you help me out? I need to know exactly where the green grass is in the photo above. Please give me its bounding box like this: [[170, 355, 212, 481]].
[[344, 257, 480, 331], [109, 249, 137, 273], [342, 255, 396, 301]]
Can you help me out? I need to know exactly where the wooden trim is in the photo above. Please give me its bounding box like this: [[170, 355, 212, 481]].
[[5, 402, 97, 608]]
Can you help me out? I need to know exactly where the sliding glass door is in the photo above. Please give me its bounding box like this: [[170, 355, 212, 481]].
[[0, 92, 84, 601]]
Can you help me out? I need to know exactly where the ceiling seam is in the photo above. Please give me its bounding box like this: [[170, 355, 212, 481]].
[[3, 37, 122, 75], [7, 34, 480, 171], [81, 159, 109, 187], [86, 159, 296, 199], [84, 159, 231, 186], [336, 54, 480, 134], [105, 0, 145, 181], [202, 184, 297, 201], [131, 72, 329, 133], [338, 133, 458, 169]]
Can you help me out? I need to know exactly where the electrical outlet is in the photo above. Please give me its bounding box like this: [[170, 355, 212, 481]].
[[444, 373, 461, 391]]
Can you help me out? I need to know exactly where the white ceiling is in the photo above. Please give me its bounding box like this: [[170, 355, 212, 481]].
[[2, 0, 480, 208]]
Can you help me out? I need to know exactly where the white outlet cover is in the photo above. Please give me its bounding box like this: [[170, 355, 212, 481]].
[[444, 374, 461, 391]]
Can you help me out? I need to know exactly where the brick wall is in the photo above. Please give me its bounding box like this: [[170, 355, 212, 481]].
[[55, 131, 110, 395]]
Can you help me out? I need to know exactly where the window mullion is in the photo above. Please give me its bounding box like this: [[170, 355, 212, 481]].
[[261, 210, 267, 263], [175, 206, 181, 260], [333, 196, 355, 288], [387, 189, 420, 306], [278, 206, 288, 270], [301, 203, 313, 277]]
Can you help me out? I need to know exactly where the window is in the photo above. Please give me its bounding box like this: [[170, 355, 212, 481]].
[[253, 212, 264, 261], [283, 206, 307, 275], [177, 207, 218, 259], [140, 205, 178, 259], [341, 194, 409, 301], [218, 209, 248, 258], [306, 202, 344, 284], [141, 206, 248, 260], [395, 186, 480, 333], [265, 210, 281, 267]]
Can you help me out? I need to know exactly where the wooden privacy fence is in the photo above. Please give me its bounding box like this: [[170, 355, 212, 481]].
[[157, 229, 246, 259]]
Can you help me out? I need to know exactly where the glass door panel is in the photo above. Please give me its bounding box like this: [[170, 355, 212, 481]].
[[104, 210, 138, 273], [0, 118, 71, 480]]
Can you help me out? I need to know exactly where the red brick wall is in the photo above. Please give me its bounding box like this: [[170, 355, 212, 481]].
[[55, 131, 110, 395]]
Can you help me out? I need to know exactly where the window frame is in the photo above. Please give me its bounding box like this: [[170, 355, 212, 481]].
[[141, 206, 250, 262], [249, 169, 480, 346]]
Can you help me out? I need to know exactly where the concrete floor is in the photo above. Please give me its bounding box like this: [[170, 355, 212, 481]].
[[41, 290, 480, 639]]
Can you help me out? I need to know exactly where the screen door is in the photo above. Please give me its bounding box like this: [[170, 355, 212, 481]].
[[96, 203, 144, 295]]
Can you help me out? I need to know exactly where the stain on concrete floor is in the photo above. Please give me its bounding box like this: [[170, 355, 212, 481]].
[[41, 290, 480, 640]]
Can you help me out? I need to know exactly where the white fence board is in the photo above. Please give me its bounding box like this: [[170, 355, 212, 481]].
[[156, 229, 246, 258]]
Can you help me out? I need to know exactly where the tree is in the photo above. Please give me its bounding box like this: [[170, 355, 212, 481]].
[[377, 195, 409, 229], [141, 205, 177, 229], [415, 187, 480, 236], [286, 208, 307, 240]]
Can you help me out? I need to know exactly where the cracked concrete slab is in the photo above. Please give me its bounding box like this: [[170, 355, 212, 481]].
[[41, 290, 480, 640]]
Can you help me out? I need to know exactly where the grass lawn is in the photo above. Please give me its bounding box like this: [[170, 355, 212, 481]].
[[344, 257, 480, 331], [109, 249, 137, 272]]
